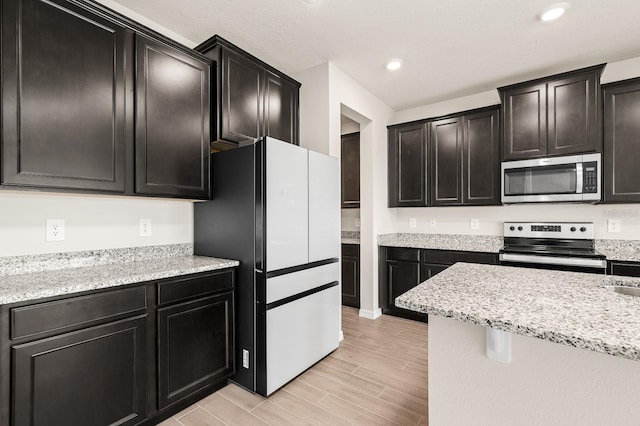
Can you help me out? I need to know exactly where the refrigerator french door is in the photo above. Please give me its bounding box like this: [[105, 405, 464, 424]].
[[194, 137, 340, 396]]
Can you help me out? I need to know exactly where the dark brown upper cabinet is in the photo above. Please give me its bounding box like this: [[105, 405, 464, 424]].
[[602, 78, 640, 203], [135, 35, 210, 199], [1, 0, 212, 199], [195, 36, 301, 149], [500, 64, 605, 161], [341, 132, 360, 208], [462, 107, 501, 205], [1, 0, 127, 192], [388, 123, 428, 207], [430, 117, 463, 205], [430, 107, 501, 206]]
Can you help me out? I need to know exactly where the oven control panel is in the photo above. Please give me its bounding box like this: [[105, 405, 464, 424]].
[[503, 222, 594, 239]]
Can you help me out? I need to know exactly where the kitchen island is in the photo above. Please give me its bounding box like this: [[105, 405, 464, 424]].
[[396, 263, 640, 425]]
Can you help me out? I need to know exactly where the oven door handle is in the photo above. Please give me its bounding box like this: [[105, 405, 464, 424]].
[[499, 253, 607, 269]]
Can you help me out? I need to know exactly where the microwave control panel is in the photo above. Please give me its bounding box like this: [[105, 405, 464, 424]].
[[582, 162, 598, 193]]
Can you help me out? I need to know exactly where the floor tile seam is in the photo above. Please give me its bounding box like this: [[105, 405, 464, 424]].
[[320, 390, 405, 426], [268, 389, 333, 424], [217, 388, 265, 413], [198, 396, 264, 426]]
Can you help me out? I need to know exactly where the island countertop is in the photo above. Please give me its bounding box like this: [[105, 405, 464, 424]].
[[395, 262, 640, 361]]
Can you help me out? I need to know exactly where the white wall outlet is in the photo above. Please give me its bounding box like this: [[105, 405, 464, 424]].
[[608, 218, 621, 233], [242, 349, 249, 369], [430, 219, 437, 228], [470, 218, 480, 230], [45, 219, 65, 242], [355, 218, 361, 228], [409, 218, 417, 228], [139, 219, 152, 237]]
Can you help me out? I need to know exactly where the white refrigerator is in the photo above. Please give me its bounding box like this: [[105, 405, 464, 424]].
[[194, 137, 340, 396]]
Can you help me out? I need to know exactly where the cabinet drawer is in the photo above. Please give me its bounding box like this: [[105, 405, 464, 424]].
[[11, 285, 147, 340], [422, 249, 497, 265], [609, 262, 640, 277], [158, 270, 233, 306], [385, 247, 420, 262], [342, 244, 359, 257]]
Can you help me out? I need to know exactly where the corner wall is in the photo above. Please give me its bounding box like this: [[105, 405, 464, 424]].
[[296, 62, 395, 319]]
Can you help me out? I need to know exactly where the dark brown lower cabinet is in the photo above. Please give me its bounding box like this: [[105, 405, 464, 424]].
[[379, 246, 498, 322], [341, 244, 360, 308], [1, 268, 235, 426], [608, 261, 640, 277], [12, 316, 147, 426], [158, 291, 234, 410]]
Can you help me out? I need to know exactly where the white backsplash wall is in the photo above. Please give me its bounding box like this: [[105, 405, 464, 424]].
[[393, 204, 640, 240], [341, 208, 361, 231], [0, 191, 193, 257]]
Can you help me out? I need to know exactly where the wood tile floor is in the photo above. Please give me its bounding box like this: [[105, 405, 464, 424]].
[[159, 306, 429, 425]]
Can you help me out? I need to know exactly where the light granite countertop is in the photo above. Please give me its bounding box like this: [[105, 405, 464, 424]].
[[0, 255, 239, 305], [341, 231, 360, 245], [378, 233, 503, 253], [396, 262, 640, 361]]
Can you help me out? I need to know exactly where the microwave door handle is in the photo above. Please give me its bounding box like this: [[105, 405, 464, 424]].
[[576, 163, 583, 194]]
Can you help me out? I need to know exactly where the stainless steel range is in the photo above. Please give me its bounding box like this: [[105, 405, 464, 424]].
[[499, 222, 607, 273]]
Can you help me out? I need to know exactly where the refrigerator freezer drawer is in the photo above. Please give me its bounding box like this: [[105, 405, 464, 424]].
[[264, 284, 340, 395], [265, 262, 339, 304]]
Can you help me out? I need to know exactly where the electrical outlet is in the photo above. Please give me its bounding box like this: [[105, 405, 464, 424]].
[[139, 219, 152, 237], [45, 219, 65, 242], [608, 219, 621, 233], [409, 218, 417, 228], [355, 218, 361, 228], [430, 219, 437, 228], [242, 349, 249, 369], [470, 218, 480, 230]]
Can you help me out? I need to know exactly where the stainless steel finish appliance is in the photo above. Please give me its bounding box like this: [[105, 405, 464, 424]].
[[499, 222, 606, 273], [194, 137, 340, 396], [501, 153, 601, 204]]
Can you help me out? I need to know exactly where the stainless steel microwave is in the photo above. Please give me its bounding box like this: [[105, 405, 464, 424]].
[[501, 153, 601, 203]]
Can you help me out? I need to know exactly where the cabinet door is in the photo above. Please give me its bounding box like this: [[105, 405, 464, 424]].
[[385, 260, 426, 322], [547, 71, 599, 156], [265, 71, 299, 145], [135, 35, 210, 198], [220, 49, 263, 142], [157, 292, 233, 410], [462, 108, 501, 205], [341, 244, 360, 308], [388, 124, 427, 207], [502, 83, 547, 160], [341, 132, 361, 208], [431, 117, 463, 205], [12, 316, 147, 426], [420, 263, 449, 280], [1, 0, 126, 192], [603, 79, 640, 203]]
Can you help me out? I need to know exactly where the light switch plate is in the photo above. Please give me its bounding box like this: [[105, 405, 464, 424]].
[[608, 219, 621, 233], [46, 219, 65, 242]]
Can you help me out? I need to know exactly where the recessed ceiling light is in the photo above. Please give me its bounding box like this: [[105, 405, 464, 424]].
[[539, 2, 570, 22], [386, 60, 402, 71]]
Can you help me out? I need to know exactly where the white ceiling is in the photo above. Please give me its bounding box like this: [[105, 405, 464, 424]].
[[112, 0, 640, 111]]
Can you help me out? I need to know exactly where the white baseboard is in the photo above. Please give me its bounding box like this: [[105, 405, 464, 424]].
[[358, 308, 382, 320], [339, 330, 344, 341]]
